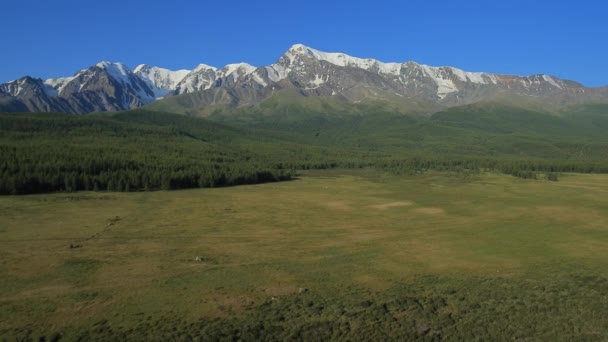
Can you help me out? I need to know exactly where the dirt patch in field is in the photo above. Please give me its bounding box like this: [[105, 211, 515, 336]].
[[412, 207, 445, 215], [326, 201, 351, 210], [369, 201, 414, 210]]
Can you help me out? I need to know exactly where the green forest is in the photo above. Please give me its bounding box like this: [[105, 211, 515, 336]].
[[2, 103, 608, 195], [0, 112, 295, 194]]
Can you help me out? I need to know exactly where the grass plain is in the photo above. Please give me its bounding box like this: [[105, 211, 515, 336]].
[[1, 169, 608, 340]]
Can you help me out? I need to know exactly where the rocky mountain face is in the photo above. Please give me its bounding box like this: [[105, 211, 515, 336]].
[[1, 44, 606, 114], [1, 62, 158, 113]]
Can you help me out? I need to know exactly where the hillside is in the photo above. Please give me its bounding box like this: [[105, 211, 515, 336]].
[[2, 103, 608, 195]]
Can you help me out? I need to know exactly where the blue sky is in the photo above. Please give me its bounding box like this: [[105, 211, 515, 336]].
[[2, 0, 607, 86]]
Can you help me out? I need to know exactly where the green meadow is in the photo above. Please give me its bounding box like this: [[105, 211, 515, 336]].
[[2, 169, 608, 340]]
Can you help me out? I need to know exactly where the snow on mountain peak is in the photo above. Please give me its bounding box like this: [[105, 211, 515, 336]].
[[133, 64, 150, 73], [94, 61, 133, 85], [542, 75, 563, 89], [96, 61, 129, 74], [44, 76, 75, 95], [289, 43, 308, 50], [134, 65, 191, 98], [412, 63, 504, 98], [2, 44, 583, 114], [219, 63, 256, 78], [193, 64, 218, 72], [284, 44, 402, 76], [172, 64, 222, 95]]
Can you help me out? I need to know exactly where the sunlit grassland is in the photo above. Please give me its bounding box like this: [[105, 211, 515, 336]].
[[1, 170, 608, 340]]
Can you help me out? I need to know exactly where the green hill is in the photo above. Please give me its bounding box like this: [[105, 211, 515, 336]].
[[2, 102, 608, 195]]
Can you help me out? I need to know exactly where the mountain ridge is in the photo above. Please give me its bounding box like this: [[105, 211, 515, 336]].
[[1, 44, 606, 114]]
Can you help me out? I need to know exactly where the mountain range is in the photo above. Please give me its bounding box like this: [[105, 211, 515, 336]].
[[1, 44, 607, 115]]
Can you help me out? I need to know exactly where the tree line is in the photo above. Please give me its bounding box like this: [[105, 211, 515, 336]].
[[2, 111, 608, 195], [0, 113, 295, 194]]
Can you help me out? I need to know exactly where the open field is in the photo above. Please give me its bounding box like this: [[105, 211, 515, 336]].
[[2, 170, 608, 340]]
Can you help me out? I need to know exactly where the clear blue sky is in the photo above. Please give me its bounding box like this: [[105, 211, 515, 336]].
[[2, 0, 607, 86]]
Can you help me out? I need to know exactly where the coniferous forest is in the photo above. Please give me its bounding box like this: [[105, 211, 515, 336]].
[[0, 112, 298, 194], [2, 105, 608, 195]]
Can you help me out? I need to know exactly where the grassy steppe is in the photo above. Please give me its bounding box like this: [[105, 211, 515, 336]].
[[1, 170, 608, 340]]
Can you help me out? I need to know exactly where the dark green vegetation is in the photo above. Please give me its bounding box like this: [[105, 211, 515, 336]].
[[8, 274, 608, 341], [1, 171, 608, 340], [0, 111, 300, 194], [2, 102, 608, 195]]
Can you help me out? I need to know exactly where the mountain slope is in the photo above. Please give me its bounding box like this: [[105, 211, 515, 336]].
[[1, 44, 606, 114], [0, 96, 29, 112], [134, 64, 190, 98], [1, 62, 163, 113], [204, 100, 608, 161], [148, 44, 607, 115]]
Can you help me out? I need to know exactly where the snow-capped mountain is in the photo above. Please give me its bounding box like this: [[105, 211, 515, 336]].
[[171, 64, 218, 95], [1, 44, 605, 114], [0, 76, 73, 113], [170, 63, 262, 95], [257, 44, 587, 105], [2, 61, 160, 113], [134, 64, 190, 98]]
